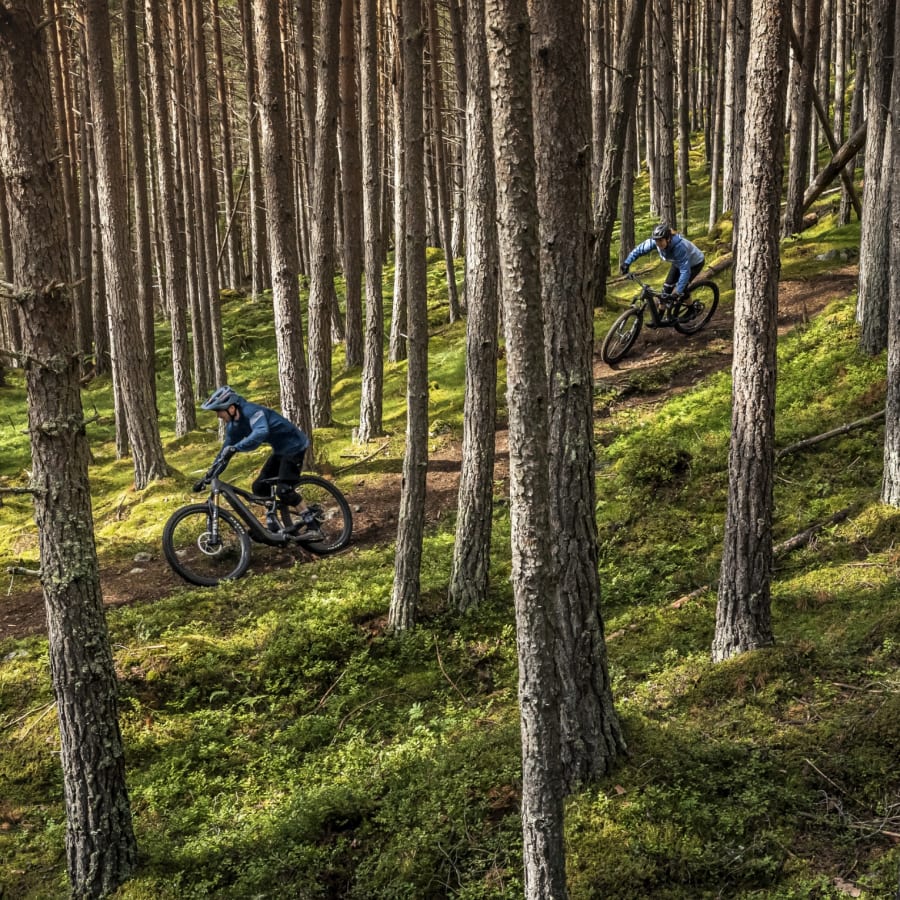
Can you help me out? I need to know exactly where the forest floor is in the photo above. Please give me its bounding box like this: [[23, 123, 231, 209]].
[[0, 266, 859, 642]]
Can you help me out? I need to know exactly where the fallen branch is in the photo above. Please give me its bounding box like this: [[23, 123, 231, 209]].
[[434, 635, 471, 707], [670, 508, 852, 607], [336, 439, 391, 474], [776, 410, 885, 460], [773, 507, 851, 556], [6, 565, 40, 577]]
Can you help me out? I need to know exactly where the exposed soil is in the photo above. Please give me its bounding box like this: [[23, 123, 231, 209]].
[[0, 268, 858, 642]]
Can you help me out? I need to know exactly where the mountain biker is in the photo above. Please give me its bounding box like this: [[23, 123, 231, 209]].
[[619, 223, 705, 308], [196, 385, 320, 536]]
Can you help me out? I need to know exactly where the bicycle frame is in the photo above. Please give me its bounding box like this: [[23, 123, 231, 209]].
[[205, 477, 289, 547], [631, 278, 672, 329]]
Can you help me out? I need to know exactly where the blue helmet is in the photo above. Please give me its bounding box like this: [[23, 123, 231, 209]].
[[201, 385, 242, 411]]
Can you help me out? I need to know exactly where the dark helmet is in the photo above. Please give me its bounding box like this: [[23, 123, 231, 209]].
[[652, 222, 672, 241], [201, 385, 242, 411]]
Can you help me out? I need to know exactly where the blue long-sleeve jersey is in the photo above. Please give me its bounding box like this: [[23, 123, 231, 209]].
[[624, 233, 705, 293], [222, 400, 309, 458]]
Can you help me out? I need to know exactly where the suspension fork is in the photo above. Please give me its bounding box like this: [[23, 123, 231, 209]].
[[206, 490, 223, 542]]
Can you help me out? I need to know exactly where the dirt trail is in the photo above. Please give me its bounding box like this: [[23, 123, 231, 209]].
[[1, 269, 858, 641]]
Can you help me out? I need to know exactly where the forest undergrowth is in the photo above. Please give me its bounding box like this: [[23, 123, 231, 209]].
[[1, 216, 899, 898]]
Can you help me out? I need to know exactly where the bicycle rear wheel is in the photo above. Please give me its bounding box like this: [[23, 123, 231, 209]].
[[162, 504, 251, 586], [673, 281, 719, 335], [601, 308, 643, 364], [280, 474, 353, 555]]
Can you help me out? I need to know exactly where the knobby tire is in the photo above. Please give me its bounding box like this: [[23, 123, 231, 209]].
[[162, 504, 251, 586]]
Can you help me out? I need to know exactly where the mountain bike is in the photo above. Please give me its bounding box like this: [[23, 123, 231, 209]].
[[600, 272, 719, 365], [162, 457, 352, 586]]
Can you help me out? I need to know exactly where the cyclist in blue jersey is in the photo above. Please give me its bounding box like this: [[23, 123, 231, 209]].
[[620, 223, 705, 303], [197, 385, 309, 508]]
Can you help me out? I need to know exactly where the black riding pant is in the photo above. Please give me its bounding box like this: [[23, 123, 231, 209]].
[[252, 450, 306, 500], [663, 261, 704, 294]]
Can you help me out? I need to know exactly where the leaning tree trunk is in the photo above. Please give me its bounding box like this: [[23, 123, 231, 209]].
[[486, 1, 567, 895], [448, 0, 500, 612], [0, 4, 138, 896], [713, 0, 789, 662]]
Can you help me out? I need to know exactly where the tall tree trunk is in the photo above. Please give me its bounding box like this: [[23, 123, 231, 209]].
[[358, 0, 386, 440], [708, 0, 728, 230], [446, 0, 467, 257], [388, 0, 429, 632], [879, 0, 900, 505], [388, 3, 408, 363], [531, 0, 626, 791], [856, 0, 895, 355], [677, 0, 692, 231], [590, 0, 609, 201], [713, 0, 789, 662], [340, 0, 365, 368], [189, 0, 227, 390], [486, 0, 567, 891], [0, 5, 138, 895], [121, 0, 156, 381], [46, 0, 83, 367], [308, 0, 342, 427], [591, 0, 647, 306], [83, 0, 169, 488], [448, 0, 499, 612], [238, 0, 269, 297], [211, 0, 243, 289], [782, 0, 822, 236], [722, 0, 751, 230], [653, 0, 678, 226], [253, 0, 313, 438], [425, 0, 461, 322], [145, 0, 195, 436]]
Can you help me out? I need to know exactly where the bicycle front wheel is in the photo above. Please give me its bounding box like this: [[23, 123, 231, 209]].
[[162, 504, 252, 586], [673, 281, 719, 335], [280, 474, 353, 555], [601, 308, 643, 364]]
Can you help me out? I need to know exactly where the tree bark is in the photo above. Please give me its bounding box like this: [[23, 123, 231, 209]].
[[782, 0, 822, 236], [856, 0, 895, 355], [713, 0, 789, 662], [880, 0, 900, 505], [485, 1, 567, 894], [530, 0, 625, 791], [308, 0, 343, 428], [591, 0, 647, 306], [253, 0, 313, 438], [388, 0, 429, 632], [358, 0, 386, 441], [83, 0, 168, 488], [425, 0, 461, 322], [145, 0, 195, 437], [448, 0, 499, 612], [340, 0, 365, 369], [0, 4, 138, 894]]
